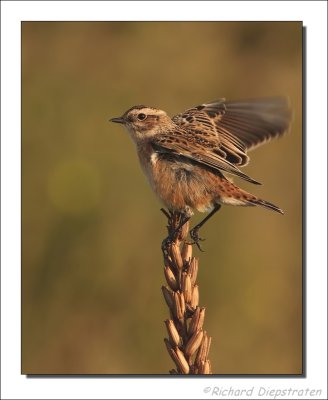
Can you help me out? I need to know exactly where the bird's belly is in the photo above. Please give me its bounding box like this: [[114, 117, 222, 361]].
[[145, 153, 216, 213]]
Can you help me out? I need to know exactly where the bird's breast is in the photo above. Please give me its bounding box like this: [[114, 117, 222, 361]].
[[136, 144, 216, 213]]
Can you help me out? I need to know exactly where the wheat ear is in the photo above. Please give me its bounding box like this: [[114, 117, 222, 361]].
[[161, 209, 212, 375]]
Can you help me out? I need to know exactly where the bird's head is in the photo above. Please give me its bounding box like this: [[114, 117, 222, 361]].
[[110, 105, 174, 142]]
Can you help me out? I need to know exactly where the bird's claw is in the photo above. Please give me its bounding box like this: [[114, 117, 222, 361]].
[[189, 227, 206, 252], [161, 236, 173, 254]]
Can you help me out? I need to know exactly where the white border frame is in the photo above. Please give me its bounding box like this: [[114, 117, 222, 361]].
[[1, 1, 327, 399]]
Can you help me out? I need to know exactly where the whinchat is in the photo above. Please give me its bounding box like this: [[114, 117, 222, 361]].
[[110, 98, 291, 248]]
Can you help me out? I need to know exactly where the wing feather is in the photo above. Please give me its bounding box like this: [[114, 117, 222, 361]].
[[173, 97, 291, 162], [152, 131, 261, 184], [153, 97, 291, 185]]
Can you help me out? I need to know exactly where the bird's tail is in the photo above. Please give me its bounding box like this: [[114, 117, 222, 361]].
[[248, 197, 284, 215]]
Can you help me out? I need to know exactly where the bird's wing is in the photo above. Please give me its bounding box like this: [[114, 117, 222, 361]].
[[152, 127, 261, 185], [172, 97, 291, 167]]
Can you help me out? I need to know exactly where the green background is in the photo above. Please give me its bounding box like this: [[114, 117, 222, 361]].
[[22, 22, 302, 374]]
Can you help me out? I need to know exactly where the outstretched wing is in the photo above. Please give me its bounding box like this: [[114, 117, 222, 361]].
[[172, 97, 291, 166], [151, 97, 291, 185]]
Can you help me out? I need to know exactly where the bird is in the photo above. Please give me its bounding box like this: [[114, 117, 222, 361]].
[[110, 98, 291, 249]]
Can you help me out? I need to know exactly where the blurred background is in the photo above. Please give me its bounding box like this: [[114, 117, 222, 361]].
[[22, 22, 302, 374]]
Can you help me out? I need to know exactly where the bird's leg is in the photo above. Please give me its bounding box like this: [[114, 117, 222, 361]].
[[160, 208, 171, 220], [173, 212, 190, 236], [161, 208, 172, 253], [161, 209, 191, 253], [190, 204, 221, 251]]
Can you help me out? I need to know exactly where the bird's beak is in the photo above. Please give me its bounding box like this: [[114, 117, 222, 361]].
[[109, 117, 126, 124]]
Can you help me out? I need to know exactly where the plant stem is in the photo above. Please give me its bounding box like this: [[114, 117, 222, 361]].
[[161, 210, 212, 374]]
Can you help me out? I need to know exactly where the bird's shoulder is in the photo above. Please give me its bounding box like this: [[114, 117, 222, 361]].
[[153, 123, 219, 150]]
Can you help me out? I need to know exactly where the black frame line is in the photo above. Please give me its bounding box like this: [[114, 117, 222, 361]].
[[20, 20, 305, 379]]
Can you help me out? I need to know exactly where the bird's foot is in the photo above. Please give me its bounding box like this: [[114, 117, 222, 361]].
[[189, 227, 206, 252], [161, 235, 174, 255]]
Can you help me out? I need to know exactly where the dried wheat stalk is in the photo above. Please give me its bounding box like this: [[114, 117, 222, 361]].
[[161, 209, 212, 375]]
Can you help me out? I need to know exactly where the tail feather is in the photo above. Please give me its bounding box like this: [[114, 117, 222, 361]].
[[248, 198, 284, 215], [217, 177, 284, 214], [249, 199, 284, 214]]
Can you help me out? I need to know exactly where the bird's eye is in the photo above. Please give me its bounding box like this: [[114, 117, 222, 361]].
[[137, 113, 147, 121]]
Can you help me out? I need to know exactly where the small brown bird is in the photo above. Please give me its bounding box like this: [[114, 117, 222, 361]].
[[110, 98, 291, 248]]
